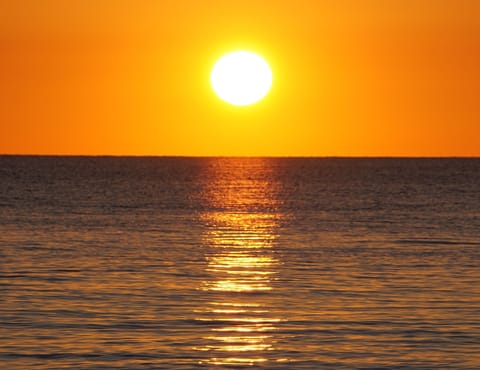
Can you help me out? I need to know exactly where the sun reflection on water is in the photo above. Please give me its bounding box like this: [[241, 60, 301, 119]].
[[195, 159, 284, 366]]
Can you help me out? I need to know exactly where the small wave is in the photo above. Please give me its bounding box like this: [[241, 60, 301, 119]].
[[393, 238, 479, 246]]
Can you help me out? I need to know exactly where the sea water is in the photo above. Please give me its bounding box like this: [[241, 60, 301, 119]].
[[0, 157, 479, 369]]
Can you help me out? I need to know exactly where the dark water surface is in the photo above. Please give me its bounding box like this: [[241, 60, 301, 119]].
[[1, 157, 479, 369]]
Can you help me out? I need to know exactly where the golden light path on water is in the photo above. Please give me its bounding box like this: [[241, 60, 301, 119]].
[[197, 212, 281, 366], [194, 159, 286, 366]]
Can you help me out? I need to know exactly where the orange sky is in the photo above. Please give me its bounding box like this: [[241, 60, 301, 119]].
[[1, 1, 479, 156]]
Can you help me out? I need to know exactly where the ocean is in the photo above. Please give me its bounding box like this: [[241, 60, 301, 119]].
[[0, 156, 479, 369]]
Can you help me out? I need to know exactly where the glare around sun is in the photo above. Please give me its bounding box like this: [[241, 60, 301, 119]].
[[210, 51, 272, 106]]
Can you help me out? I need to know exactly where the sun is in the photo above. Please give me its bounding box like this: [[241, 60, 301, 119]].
[[210, 51, 272, 106]]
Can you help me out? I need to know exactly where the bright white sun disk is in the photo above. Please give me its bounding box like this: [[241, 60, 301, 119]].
[[211, 51, 272, 106]]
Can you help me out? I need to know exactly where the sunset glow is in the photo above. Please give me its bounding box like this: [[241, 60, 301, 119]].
[[1, 1, 479, 156]]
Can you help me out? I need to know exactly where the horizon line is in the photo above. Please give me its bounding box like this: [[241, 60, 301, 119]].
[[1, 154, 479, 159]]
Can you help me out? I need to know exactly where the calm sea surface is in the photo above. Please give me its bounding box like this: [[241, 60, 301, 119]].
[[0, 157, 479, 369]]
